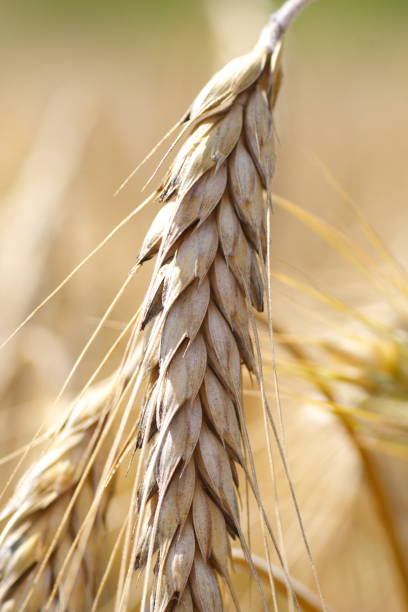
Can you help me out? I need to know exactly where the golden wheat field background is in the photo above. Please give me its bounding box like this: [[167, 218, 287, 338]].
[[0, 1, 407, 610]]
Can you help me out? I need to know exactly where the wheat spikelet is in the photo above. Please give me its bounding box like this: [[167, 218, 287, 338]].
[[0, 370, 131, 611], [130, 23, 287, 612]]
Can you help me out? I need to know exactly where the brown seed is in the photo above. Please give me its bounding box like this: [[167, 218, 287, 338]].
[[165, 519, 196, 594], [229, 138, 264, 251], [192, 483, 212, 561], [190, 552, 223, 612], [245, 84, 275, 188], [211, 254, 254, 371]]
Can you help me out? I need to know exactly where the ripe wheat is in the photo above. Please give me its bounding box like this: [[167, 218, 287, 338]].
[[131, 27, 284, 612], [0, 371, 131, 611], [0, 2, 317, 610]]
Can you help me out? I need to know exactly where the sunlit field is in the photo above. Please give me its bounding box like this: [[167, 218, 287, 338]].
[[0, 1, 407, 610]]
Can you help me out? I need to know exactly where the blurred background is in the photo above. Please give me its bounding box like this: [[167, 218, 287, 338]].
[[0, 1, 407, 610]]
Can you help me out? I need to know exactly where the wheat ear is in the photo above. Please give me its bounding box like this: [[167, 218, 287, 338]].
[[0, 369, 132, 611], [130, 3, 315, 610], [133, 50, 280, 611]]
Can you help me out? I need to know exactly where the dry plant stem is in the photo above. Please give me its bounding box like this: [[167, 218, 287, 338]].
[[275, 323, 408, 607], [231, 549, 326, 612], [0, 370, 132, 611], [260, 0, 315, 49]]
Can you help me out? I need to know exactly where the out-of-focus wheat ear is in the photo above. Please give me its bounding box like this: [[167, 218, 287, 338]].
[[124, 3, 320, 612], [321, 332, 408, 605], [0, 367, 135, 611]]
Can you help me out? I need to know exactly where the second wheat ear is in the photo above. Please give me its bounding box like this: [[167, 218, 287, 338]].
[[129, 2, 319, 611]]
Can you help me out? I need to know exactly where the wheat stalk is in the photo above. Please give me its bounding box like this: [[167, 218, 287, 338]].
[[127, 3, 317, 611]]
